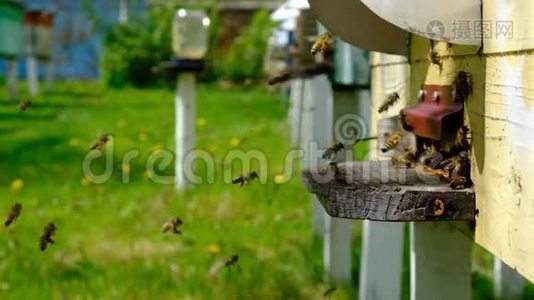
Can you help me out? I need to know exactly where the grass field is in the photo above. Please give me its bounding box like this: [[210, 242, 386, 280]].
[[0, 81, 528, 299], [0, 82, 361, 299]]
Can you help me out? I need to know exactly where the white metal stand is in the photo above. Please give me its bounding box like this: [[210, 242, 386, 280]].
[[288, 79, 304, 148], [410, 222, 472, 300], [7, 59, 18, 100], [494, 257, 526, 300], [26, 56, 39, 96], [300, 74, 333, 236], [45, 60, 54, 92], [175, 72, 196, 189], [359, 221, 404, 299]]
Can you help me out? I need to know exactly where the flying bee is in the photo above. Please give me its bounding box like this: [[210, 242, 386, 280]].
[[381, 132, 403, 153], [311, 32, 333, 56], [322, 142, 344, 159], [378, 92, 400, 113], [232, 171, 258, 186], [4, 203, 22, 227], [90, 134, 111, 150], [268, 71, 292, 86], [224, 254, 239, 267], [453, 71, 473, 103], [450, 175, 468, 189], [161, 217, 183, 234], [18, 100, 32, 111], [391, 148, 417, 168], [323, 286, 337, 298], [39, 222, 56, 251]]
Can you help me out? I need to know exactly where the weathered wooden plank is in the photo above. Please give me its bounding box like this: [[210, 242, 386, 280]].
[[302, 161, 476, 221]]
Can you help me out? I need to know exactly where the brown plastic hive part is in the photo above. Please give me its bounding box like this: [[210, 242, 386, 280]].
[[24, 11, 54, 27], [400, 85, 464, 141]]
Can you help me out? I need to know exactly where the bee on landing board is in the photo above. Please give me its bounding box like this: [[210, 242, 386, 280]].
[[161, 217, 183, 234], [4, 203, 22, 227], [453, 71, 473, 103], [311, 32, 333, 56], [378, 92, 400, 113], [90, 134, 111, 150], [450, 175, 468, 189], [232, 171, 258, 186], [224, 254, 239, 267], [18, 100, 32, 111], [381, 132, 403, 153], [440, 151, 470, 179], [428, 50, 442, 70], [391, 148, 417, 168], [39, 222, 56, 251], [322, 142, 344, 159], [454, 125, 471, 152]]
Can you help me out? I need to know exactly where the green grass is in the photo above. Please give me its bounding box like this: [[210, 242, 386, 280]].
[[0, 82, 359, 299], [0, 81, 526, 299]]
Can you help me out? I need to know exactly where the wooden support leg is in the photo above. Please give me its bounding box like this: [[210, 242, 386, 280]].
[[410, 222, 472, 300], [175, 72, 196, 189], [359, 221, 404, 300], [7, 59, 18, 100], [26, 56, 39, 96], [494, 257, 526, 300]]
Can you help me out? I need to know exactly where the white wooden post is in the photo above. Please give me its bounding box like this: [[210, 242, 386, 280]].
[[324, 216, 352, 282], [288, 79, 304, 148], [119, 0, 129, 24], [300, 74, 333, 236], [359, 221, 404, 299], [45, 60, 54, 92], [7, 59, 18, 100], [26, 56, 39, 96], [410, 222, 472, 300], [175, 72, 196, 189], [494, 258, 526, 300]]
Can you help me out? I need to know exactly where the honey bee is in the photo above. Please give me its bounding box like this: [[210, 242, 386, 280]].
[[268, 71, 292, 86], [322, 142, 344, 159], [224, 254, 239, 267], [391, 148, 417, 168], [453, 71, 473, 103], [18, 100, 32, 111], [90, 134, 111, 150], [161, 217, 183, 234], [39, 222, 56, 251], [429, 50, 442, 70], [323, 286, 337, 298], [378, 92, 400, 113], [417, 144, 444, 168], [311, 32, 333, 56], [419, 165, 450, 179], [454, 125, 471, 152], [441, 151, 470, 179], [450, 175, 468, 189], [232, 171, 258, 186], [381, 132, 403, 153], [4, 203, 22, 227]]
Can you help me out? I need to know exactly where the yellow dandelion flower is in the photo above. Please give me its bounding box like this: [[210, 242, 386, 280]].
[[196, 118, 207, 128], [81, 177, 91, 186], [229, 137, 244, 147], [10, 179, 24, 192], [274, 174, 287, 184], [139, 131, 148, 141], [207, 244, 221, 255], [117, 119, 127, 129], [68, 138, 80, 147]]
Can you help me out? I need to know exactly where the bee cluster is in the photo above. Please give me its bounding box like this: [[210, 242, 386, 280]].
[[386, 125, 472, 190]]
